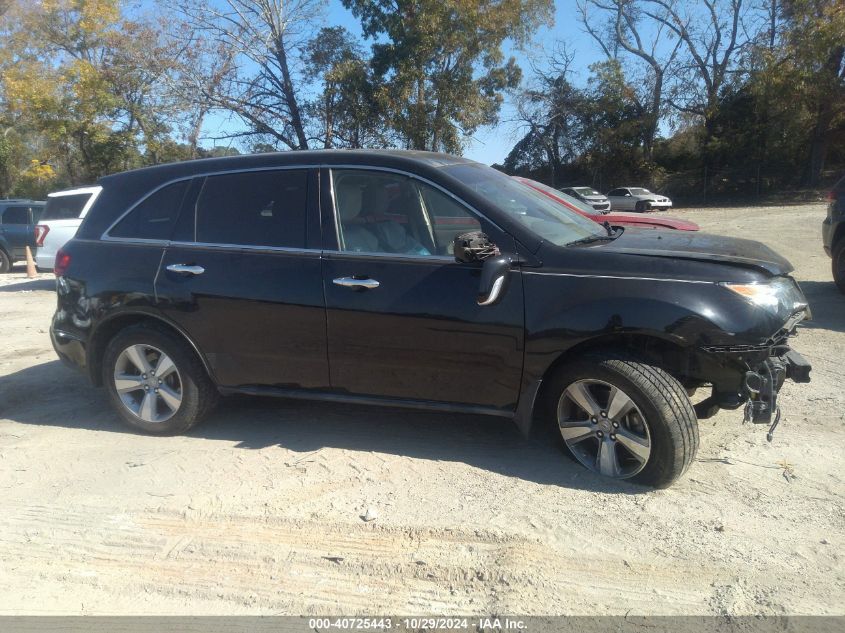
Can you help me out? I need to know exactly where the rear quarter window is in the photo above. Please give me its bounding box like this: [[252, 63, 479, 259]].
[[0, 206, 31, 225], [41, 194, 91, 220], [109, 180, 189, 240]]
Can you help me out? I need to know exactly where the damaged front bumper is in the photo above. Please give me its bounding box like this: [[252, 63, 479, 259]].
[[695, 307, 812, 440]]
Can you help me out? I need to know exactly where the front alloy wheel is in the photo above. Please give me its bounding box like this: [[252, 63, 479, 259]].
[[558, 379, 651, 479], [545, 351, 699, 488]]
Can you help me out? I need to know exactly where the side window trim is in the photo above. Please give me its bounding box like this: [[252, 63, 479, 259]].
[[325, 165, 504, 260]]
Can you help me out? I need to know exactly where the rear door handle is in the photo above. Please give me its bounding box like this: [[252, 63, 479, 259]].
[[166, 263, 205, 275], [333, 276, 379, 290]]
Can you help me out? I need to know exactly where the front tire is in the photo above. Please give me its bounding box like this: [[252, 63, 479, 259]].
[[102, 324, 218, 435], [544, 351, 699, 488], [833, 239, 845, 295], [0, 249, 11, 273], [635, 201, 650, 213]]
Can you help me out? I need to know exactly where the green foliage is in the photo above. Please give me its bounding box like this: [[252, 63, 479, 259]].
[[343, 0, 553, 153]]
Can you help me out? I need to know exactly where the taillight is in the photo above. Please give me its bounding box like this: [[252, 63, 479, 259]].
[[35, 224, 50, 246], [828, 190, 836, 202], [54, 249, 71, 276]]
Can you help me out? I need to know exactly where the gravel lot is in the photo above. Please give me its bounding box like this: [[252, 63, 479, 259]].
[[0, 203, 842, 616]]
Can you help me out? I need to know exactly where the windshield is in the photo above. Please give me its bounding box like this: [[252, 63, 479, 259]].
[[574, 187, 602, 196], [629, 188, 651, 196], [41, 193, 91, 220], [519, 179, 598, 216], [443, 164, 603, 246]]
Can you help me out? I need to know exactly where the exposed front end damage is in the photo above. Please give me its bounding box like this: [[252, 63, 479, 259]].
[[693, 305, 812, 441]]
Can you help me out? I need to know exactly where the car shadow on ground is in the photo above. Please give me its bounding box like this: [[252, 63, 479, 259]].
[[1, 359, 648, 495], [797, 280, 845, 334]]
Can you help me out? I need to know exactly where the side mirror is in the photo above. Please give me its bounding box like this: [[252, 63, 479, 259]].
[[451, 232, 513, 306], [477, 254, 514, 306], [453, 231, 499, 263]]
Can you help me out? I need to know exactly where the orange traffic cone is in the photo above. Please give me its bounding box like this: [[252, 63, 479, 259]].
[[25, 246, 37, 278]]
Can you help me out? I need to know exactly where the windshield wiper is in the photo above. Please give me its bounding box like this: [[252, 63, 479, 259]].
[[567, 222, 622, 246]]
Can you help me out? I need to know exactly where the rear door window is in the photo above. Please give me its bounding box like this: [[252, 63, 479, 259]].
[[109, 180, 190, 240], [195, 170, 308, 248], [41, 194, 91, 220]]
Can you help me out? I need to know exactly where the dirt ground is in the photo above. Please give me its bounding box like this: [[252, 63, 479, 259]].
[[0, 203, 842, 616]]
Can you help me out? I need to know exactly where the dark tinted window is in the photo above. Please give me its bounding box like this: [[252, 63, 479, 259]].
[[110, 180, 189, 240], [608, 189, 625, 196], [195, 170, 307, 248], [1, 206, 30, 224], [41, 194, 91, 220]]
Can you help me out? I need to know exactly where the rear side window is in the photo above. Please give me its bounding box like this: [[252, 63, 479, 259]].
[[41, 194, 91, 220], [109, 180, 189, 240], [195, 170, 307, 248], [1, 206, 31, 224]]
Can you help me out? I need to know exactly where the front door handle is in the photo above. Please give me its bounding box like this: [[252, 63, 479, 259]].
[[333, 276, 380, 290], [166, 263, 205, 275]]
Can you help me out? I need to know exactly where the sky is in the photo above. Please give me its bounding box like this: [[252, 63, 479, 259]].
[[199, 0, 608, 166]]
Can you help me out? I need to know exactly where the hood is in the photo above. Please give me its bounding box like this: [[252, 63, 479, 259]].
[[605, 212, 699, 231], [600, 228, 793, 276], [583, 195, 608, 201]]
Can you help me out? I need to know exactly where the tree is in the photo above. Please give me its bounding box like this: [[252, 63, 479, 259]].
[[342, 0, 553, 153], [166, 0, 322, 151], [0, 0, 193, 186], [577, 0, 682, 163], [640, 0, 749, 137], [779, 0, 845, 185], [303, 26, 390, 149]]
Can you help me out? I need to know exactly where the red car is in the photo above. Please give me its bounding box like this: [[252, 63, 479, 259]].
[[514, 177, 699, 231]]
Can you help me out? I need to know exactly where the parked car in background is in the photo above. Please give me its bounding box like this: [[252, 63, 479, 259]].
[[35, 186, 101, 271], [559, 186, 610, 213], [607, 187, 672, 212], [0, 199, 45, 272], [822, 174, 845, 293], [515, 177, 699, 231], [51, 150, 811, 488]]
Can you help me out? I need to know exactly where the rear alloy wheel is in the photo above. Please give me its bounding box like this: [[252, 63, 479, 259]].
[[545, 352, 699, 488], [833, 240, 845, 295], [103, 324, 218, 435]]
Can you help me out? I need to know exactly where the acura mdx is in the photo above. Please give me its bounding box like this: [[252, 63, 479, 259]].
[[50, 150, 812, 488]]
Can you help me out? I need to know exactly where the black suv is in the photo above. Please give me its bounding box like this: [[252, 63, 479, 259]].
[[50, 151, 812, 487], [823, 174, 845, 293], [0, 199, 45, 272]]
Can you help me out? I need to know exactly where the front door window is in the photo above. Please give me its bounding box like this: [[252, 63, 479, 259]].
[[332, 169, 480, 257]]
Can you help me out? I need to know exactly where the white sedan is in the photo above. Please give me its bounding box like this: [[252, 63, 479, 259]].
[[606, 187, 672, 212]]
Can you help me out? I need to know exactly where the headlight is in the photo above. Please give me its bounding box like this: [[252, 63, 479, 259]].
[[721, 277, 807, 314]]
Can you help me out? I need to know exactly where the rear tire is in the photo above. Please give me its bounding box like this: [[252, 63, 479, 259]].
[[102, 324, 218, 435], [833, 239, 845, 295], [543, 351, 699, 488], [0, 249, 11, 273]]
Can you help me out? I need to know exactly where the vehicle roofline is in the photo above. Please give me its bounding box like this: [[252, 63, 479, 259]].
[[95, 149, 480, 185]]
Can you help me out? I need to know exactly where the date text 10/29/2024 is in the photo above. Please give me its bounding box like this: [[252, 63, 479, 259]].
[[307, 618, 527, 631]]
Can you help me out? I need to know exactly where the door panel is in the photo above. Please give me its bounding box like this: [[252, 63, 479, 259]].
[[323, 254, 523, 408], [156, 245, 328, 388], [322, 168, 524, 410], [155, 168, 329, 389]]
